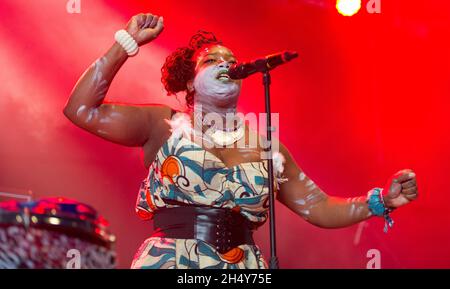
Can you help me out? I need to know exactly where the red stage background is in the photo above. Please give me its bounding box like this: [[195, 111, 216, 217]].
[[1, 0, 449, 268]]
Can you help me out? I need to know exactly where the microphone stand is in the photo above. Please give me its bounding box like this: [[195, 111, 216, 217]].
[[230, 51, 298, 269], [262, 71, 279, 269]]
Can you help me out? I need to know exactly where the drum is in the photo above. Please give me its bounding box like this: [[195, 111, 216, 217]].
[[0, 197, 116, 269]]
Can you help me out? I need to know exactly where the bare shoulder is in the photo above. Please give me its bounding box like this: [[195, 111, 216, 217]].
[[275, 140, 301, 174], [140, 103, 174, 141], [141, 105, 181, 167], [141, 103, 173, 121]]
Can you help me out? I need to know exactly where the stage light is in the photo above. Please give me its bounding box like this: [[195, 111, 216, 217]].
[[336, 0, 362, 16]]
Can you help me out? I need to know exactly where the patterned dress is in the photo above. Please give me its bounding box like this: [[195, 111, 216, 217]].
[[131, 114, 270, 269]]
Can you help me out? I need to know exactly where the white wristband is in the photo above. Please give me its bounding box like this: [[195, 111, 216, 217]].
[[114, 29, 139, 56]]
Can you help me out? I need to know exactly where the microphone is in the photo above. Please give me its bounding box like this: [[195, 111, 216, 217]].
[[228, 51, 298, 80]]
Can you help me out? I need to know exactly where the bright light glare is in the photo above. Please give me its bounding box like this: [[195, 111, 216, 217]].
[[336, 0, 362, 16]]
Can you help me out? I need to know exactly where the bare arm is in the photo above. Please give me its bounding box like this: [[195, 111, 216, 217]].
[[63, 13, 169, 147], [276, 143, 419, 228]]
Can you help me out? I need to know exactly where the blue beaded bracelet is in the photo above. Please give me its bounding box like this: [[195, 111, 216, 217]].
[[367, 188, 394, 233]]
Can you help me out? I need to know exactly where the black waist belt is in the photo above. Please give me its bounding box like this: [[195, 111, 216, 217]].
[[152, 206, 256, 254]]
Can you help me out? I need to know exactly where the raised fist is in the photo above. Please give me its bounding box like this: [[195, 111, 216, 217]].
[[125, 13, 164, 46], [383, 169, 418, 209]]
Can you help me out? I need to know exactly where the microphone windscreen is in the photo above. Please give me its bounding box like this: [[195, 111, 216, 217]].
[[284, 51, 299, 61]]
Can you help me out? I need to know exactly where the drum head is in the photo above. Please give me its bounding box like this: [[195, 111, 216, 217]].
[[0, 197, 116, 269], [0, 197, 115, 246]]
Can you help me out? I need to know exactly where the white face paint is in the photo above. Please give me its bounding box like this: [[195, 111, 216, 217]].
[[349, 203, 356, 217], [193, 62, 241, 107], [299, 172, 306, 181], [92, 57, 109, 102], [85, 108, 98, 123], [76, 105, 87, 117], [299, 209, 310, 218], [97, 129, 109, 136], [75, 104, 98, 124], [295, 199, 306, 206]]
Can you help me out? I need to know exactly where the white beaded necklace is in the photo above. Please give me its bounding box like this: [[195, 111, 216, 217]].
[[193, 112, 245, 146], [206, 125, 245, 146]]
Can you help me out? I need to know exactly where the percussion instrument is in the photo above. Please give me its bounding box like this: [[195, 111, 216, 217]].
[[0, 197, 116, 269]]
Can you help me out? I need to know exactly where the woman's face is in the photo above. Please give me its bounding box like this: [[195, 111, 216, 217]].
[[191, 44, 242, 107], [194, 44, 236, 71]]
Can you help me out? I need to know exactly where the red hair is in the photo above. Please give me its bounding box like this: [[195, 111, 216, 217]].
[[161, 31, 222, 107]]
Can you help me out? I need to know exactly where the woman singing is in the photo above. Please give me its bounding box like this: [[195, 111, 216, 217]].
[[63, 13, 419, 269]]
